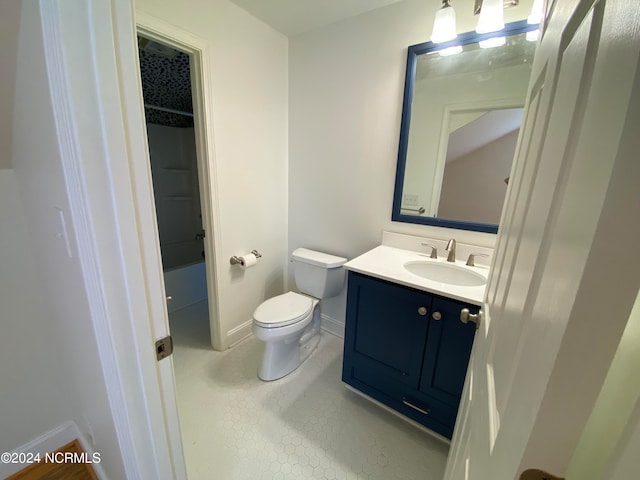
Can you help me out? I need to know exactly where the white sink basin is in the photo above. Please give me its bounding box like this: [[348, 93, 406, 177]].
[[404, 261, 487, 287]]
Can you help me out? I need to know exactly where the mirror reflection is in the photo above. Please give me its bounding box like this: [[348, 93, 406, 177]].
[[393, 25, 537, 233], [438, 107, 523, 224]]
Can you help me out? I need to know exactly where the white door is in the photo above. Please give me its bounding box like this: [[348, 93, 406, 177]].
[[445, 0, 640, 478]]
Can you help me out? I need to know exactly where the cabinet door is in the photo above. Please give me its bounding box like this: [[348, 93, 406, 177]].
[[419, 297, 477, 408], [344, 273, 430, 388]]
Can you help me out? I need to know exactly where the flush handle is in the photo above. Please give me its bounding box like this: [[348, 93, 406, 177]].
[[418, 307, 428, 316], [460, 308, 480, 329]]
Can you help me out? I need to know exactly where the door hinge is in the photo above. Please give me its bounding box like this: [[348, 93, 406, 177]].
[[155, 335, 174, 361]]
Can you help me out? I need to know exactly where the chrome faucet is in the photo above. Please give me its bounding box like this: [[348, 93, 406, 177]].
[[446, 239, 456, 262]]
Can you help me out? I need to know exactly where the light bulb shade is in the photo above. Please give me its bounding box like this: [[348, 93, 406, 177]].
[[479, 36, 506, 48], [476, 0, 504, 34], [438, 45, 463, 57], [431, 5, 457, 43], [526, 29, 540, 42], [528, 0, 544, 24]]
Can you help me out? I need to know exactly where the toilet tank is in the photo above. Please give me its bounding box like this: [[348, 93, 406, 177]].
[[292, 248, 347, 299]]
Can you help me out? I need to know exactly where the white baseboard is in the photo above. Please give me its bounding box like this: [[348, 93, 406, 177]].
[[0, 422, 107, 479], [320, 314, 344, 338], [226, 318, 253, 349], [227, 315, 343, 348]]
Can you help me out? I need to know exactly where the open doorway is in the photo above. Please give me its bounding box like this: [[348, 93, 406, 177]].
[[136, 34, 215, 350]]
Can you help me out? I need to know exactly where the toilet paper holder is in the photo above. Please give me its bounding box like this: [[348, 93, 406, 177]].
[[230, 250, 262, 266]]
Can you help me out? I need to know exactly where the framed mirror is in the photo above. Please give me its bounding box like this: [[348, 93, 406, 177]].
[[392, 21, 538, 233]]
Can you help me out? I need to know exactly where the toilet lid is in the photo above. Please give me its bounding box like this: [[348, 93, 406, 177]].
[[253, 292, 313, 328]]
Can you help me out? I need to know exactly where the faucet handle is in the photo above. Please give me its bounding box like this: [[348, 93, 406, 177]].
[[466, 252, 489, 267], [420, 243, 438, 259]]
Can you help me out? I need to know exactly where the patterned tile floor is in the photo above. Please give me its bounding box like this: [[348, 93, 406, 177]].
[[169, 300, 449, 480]]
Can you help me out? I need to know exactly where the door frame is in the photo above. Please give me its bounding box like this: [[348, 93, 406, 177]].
[[39, 0, 204, 477], [134, 11, 223, 351]]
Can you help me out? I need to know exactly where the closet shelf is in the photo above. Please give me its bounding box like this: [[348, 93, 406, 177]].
[[145, 103, 194, 117], [160, 239, 201, 247], [166, 195, 194, 200]]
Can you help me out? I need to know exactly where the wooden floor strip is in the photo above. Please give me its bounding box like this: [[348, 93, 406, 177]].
[[6, 440, 98, 480]]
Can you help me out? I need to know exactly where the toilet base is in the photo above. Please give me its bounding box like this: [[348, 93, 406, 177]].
[[257, 330, 321, 381]]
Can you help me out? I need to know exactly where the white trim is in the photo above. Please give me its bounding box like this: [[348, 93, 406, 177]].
[[0, 422, 107, 479], [229, 314, 345, 347], [39, 2, 144, 478], [1, 424, 75, 478], [134, 11, 224, 351], [320, 313, 345, 338], [41, 0, 187, 478], [227, 319, 254, 347]]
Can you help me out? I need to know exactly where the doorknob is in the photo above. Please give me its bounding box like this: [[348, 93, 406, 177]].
[[166, 296, 173, 303], [460, 308, 480, 328]]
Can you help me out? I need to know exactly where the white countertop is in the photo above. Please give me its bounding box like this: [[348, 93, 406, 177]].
[[344, 245, 488, 306]]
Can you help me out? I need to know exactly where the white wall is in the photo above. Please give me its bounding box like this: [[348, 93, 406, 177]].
[[604, 392, 640, 480], [565, 289, 640, 480], [135, 0, 289, 348], [0, 170, 74, 455], [289, 0, 533, 326], [9, 1, 126, 476], [0, 1, 20, 169], [438, 130, 518, 224]]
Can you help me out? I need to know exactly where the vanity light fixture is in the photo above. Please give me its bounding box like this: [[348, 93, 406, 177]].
[[438, 45, 464, 56], [526, 0, 543, 41], [475, 0, 505, 34], [431, 0, 458, 44], [527, 0, 544, 24], [479, 36, 506, 48], [526, 29, 540, 41]]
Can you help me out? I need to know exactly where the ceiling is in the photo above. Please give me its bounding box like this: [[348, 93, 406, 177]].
[[138, 38, 194, 128], [229, 0, 405, 37]]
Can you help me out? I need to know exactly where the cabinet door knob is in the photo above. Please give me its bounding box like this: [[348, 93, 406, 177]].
[[418, 307, 428, 316], [432, 311, 441, 320], [460, 308, 480, 328]]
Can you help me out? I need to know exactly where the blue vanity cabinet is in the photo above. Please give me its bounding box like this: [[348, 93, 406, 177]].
[[419, 296, 478, 408], [342, 271, 478, 439], [343, 272, 431, 388]]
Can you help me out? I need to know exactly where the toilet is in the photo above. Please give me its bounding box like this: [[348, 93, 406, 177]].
[[252, 248, 347, 381]]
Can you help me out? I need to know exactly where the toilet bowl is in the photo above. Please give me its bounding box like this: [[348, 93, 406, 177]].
[[252, 248, 347, 381]]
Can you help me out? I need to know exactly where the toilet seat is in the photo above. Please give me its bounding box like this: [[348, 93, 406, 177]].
[[253, 292, 313, 328]]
